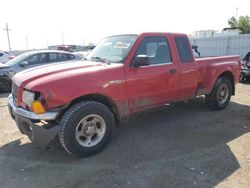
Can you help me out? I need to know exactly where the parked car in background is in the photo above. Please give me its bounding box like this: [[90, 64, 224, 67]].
[[240, 52, 250, 82], [49, 45, 95, 52], [0, 50, 82, 93], [0, 51, 15, 63]]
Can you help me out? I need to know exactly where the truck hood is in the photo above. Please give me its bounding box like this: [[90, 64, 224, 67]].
[[13, 60, 120, 88]]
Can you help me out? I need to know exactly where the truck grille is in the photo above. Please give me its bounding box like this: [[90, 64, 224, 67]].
[[12, 82, 19, 102]]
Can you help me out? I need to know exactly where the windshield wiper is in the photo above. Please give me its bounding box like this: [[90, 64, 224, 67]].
[[90, 56, 110, 65]]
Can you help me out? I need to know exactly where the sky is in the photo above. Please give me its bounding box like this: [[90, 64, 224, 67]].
[[0, 0, 249, 50]]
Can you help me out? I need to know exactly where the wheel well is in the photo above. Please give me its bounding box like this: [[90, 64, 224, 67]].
[[65, 94, 120, 126], [219, 71, 235, 95]]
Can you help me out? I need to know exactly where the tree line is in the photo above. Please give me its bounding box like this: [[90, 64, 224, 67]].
[[228, 15, 250, 34]]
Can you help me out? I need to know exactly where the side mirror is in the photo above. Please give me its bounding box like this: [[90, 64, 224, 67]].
[[19, 61, 29, 67], [133, 55, 150, 67]]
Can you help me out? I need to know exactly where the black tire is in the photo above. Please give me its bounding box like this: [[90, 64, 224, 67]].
[[205, 77, 232, 110], [59, 101, 115, 157]]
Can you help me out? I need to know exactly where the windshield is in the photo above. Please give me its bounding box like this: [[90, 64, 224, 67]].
[[5, 53, 30, 66], [87, 35, 138, 63]]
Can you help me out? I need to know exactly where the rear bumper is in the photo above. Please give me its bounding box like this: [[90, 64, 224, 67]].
[[8, 94, 60, 147]]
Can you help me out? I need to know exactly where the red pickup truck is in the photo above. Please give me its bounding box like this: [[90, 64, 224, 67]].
[[8, 32, 241, 157]]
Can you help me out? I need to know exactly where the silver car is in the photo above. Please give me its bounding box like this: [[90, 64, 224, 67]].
[[0, 51, 15, 63], [0, 50, 82, 93]]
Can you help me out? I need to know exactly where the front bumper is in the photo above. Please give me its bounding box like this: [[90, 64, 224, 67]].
[[8, 94, 60, 147], [8, 94, 58, 120]]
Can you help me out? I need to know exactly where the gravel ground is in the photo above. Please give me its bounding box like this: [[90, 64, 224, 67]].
[[0, 83, 249, 188]]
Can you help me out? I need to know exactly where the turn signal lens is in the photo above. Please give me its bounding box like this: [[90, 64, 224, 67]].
[[32, 101, 46, 114]]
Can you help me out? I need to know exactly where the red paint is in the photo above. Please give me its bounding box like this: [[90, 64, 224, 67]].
[[13, 33, 241, 118]]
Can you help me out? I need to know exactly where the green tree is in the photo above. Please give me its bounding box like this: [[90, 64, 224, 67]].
[[228, 16, 237, 28], [238, 16, 250, 34], [227, 15, 250, 34]]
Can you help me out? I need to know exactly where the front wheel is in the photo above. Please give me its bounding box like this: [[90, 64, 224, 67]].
[[205, 77, 232, 110], [59, 101, 115, 157]]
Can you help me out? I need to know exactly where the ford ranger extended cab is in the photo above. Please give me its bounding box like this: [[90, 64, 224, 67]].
[[8, 33, 241, 157]]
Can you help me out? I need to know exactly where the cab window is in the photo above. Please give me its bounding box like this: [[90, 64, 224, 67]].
[[134, 36, 172, 65]]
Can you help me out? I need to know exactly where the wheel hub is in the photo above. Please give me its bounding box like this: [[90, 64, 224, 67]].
[[217, 84, 229, 104], [219, 90, 225, 97], [75, 114, 106, 147], [84, 124, 96, 136]]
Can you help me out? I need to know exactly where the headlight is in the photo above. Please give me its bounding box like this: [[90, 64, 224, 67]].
[[22, 90, 35, 107]]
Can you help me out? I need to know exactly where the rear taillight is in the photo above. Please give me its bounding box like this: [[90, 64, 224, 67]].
[[8, 56, 15, 60]]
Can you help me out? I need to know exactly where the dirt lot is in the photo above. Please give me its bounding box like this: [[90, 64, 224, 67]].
[[0, 84, 249, 188]]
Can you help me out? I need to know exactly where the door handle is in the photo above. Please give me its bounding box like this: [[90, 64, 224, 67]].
[[169, 69, 177, 74]]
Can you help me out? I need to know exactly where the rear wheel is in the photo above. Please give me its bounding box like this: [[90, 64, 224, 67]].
[[59, 101, 115, 157], [205, 77, 232, 110]]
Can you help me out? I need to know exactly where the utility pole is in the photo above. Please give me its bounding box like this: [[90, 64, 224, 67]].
[[236, 7, 239, 22], [3, 23, 11, 51]]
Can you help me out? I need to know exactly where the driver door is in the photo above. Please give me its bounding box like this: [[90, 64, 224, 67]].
[[125, 35, 180, 113]]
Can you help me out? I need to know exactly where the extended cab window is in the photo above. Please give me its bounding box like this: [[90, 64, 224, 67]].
[[175, 37, 193, 63], [135, 36, 171, 65]]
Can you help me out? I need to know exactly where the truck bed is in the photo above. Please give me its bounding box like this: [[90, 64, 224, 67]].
[[195, 55, 241, 95]]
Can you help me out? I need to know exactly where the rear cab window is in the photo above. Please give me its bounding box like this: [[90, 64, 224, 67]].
[[175, 37, 194, 63]]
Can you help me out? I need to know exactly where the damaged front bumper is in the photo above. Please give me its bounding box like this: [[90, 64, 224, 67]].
[[8, 94, 60, 147]]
